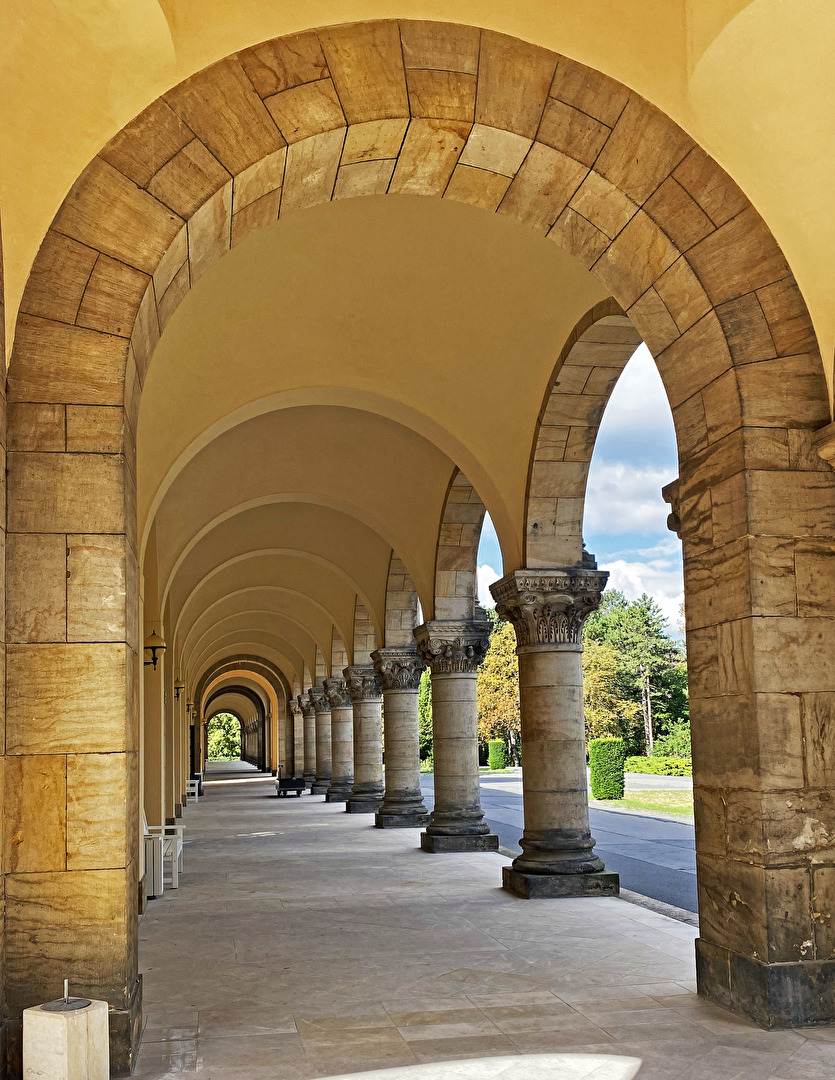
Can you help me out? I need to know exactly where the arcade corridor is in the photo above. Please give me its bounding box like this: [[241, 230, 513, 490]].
[[135, 778, 835, 1080]]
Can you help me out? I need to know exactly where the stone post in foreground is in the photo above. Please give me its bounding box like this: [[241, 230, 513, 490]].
[[371, 648, 430, 828], [413, 619, 498, 852], [491, 564, 619, 898], [344, 665, 384, 813], [324, 677, 354, 802]]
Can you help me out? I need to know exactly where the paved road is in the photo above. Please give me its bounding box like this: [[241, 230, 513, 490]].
[[419, 772, 698, 913]]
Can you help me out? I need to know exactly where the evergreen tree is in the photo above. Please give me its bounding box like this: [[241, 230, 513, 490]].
[[418, 669, 433, 760], [583, 590, 689, 753]]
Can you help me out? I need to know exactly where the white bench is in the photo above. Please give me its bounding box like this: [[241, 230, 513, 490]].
[[143, 812, 185, 893]]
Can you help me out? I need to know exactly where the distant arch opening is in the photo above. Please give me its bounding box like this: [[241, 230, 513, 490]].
[[206, 712, 242, 761]]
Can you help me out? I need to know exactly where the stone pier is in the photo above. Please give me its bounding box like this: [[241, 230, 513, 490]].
[[299, 695, 316, 788], [371, 648, 430, 828], [324, 677, 354, 802], [344, 665, 384, 814], [492, 567, 619, 898], [414, 620, 498, 853], [309, 685, 332, 796]]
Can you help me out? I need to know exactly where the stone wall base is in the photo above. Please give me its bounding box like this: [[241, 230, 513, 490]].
[[421, 832, 499, 853], [503, 865, 619, 898], [696, 937, 835, 1028], [110, 976, 143, 1076], [1, 1017, 16, 1080], [375, 811, 431, 829]]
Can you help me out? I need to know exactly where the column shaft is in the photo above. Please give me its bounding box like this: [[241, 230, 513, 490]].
[[344, 666, 383, 813], [373, 648, 430, 827], [291, 704, 304, 778], [324, 678, 354, 802], [299, 696, 316, 787], [414, 621, 498, 853], [309, 686, 332, 795], [492, 566, 618, 898]]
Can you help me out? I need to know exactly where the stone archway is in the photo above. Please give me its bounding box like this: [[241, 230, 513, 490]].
[[5, 19, 834, 1061]]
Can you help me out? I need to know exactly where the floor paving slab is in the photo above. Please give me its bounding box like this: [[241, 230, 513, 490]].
[[135, 763, 835, 1079]]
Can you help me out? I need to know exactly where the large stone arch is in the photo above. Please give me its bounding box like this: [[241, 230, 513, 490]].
[[5, 16, 835, 1054], [433, 468, 488, 622], [383, 552, 419, 649], [525, 298, 642, 567]]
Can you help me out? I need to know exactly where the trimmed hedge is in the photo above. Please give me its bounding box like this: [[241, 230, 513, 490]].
[[626, 756, 692, 777], [488, 739, 507, 770], [589, 737, 626, 799]]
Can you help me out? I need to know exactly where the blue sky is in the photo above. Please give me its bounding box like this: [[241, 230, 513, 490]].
[[477, 344, 684, 636]]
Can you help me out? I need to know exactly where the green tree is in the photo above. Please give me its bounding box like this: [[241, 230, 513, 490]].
[[477, 620, 521, 765], [583, 639, 643, 746], [583, 590, 689, 754], [207, 712, 241, 760], [418, 669, 433, 760]]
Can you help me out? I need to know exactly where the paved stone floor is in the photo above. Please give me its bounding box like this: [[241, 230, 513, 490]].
[[136, 764, 835, 1079], [421, 775, 699, 913]]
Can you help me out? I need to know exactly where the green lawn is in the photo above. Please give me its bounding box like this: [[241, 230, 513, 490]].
[[591, 790, 694, 816]]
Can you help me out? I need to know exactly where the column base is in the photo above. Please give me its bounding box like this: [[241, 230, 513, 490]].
[[346, 797, 382, 813], [109, 976, 143, 1076], [376, 811, 431, 828], [502, 865, 619, 899], [421, 831, 499, 853], [325, 790, 350, 802], [311, 780, 331, 794], [303, 774, 315, 787], [696, 937, 835, 1028]]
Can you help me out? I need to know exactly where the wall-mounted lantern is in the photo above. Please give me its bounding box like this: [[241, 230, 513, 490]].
[[143, 630, 166, 670], [174, 678, 185, 701]]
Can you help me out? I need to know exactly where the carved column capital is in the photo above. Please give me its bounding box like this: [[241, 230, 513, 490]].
[[290, 699, 303, 718], [342, 665, 382, 703], [324, 677, 352, 710], [490, 566, 608, 647], [297, 694, 315, 719], [308, 685, 330, 714], [371, 647, 424, 691], [413, 620, 490, 675]]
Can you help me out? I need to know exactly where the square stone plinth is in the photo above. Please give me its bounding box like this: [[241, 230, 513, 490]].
[[345, 800, 382, 814], [696, 937, 835, 1028], [421, 832, 499, 853], [324, 792, 349, 803], [375, 811, 431, 829], [503, 865, 620, 898]]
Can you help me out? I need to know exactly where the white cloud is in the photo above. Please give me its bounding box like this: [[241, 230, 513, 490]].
[[599, 555, 684, 635], [478, 564, 501, 608], [598, 344, 673, 442], [583, 462, 676, 536]]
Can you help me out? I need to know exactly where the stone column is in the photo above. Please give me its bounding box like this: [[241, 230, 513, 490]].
[[371, 648, 430, 828], [324, 677, 354, 802], [290, 700, 304, 778], [414, 620, 498, 852], [309, 685, 332, 795], [491, 566, 619, 898], [344, 665, 384, 813], [299, 694, 316, 788]]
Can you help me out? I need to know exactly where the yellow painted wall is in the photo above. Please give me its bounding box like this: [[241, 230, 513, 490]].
[[2, 2, 834, 370]]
